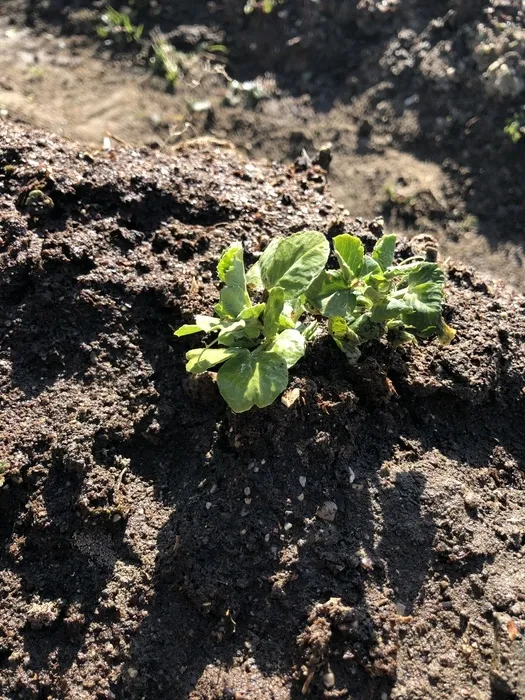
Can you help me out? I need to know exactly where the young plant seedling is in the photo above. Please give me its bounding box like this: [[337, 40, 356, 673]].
[[175, 231, 329, 412], [306, 233, 454, 363]]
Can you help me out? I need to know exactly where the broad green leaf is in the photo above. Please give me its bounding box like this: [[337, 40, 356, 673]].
[[239, 303, 265, 320], [195, 315, 222, 332], [259, 230, 330, 298], [215, 245, 251, 318], [186, 347, 246, 374], [350, 313, 384, 341], [306, 269, 355, 317], [174, 324, 206, 337], [372, 234, 397, 270], [333, 234, 364, 280], [400, 279, 444, 334], [328, 316, 349, 338], [360, 255, 382, 277], [215, 286, 248, 320], [217, 319, 246, 346], [405, 262, 445, 287], [217, 350, 289, 413], [263, 286, 285, 339], [217, 244, 246, 288], [174, 315, 221, 337], [245, 260, 263, 291], [278, 314, 296, 331], [370, 298, 408, 323], [266, 329, 305, 368], [328, 317, 360, 344], [317, 290, 356, 318]]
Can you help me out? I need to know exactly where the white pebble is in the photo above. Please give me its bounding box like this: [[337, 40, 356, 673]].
[[298, 493, 305, 502], [299, 476, 307, 488], [244, 487, 251, 496], [284, 522, 293, 531], [205, 502, 212, 510]]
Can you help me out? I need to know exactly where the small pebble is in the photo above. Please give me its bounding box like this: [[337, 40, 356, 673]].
[[284, 522, 293, 531], [317, 501, 338, 522], [299, 476, 307, 488], [298, 493, 304, 502], [205, 502, 212, 510], [323, 669, 335, 689], [127, 668, 138, 679], [244, 487, 251, 496]]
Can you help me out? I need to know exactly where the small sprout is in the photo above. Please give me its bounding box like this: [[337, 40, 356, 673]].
[[24, 190, 54, 217], [175, 231, 453, 411], [151, 33, 180, 87], [97, 6, 143, 45], [504, 113, 525, 144], [244, 0, 284, 14]]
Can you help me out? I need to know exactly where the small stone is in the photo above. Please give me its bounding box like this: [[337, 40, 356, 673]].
[[205, 502, 212, 510], [464, 491, 481, 509], [316, 501, 337, 522], [299, 476, 307, 488], [284, 522, 293, 531], [281, 387, 301, 408], [127, 667, 138, 679], [298, 493, 304, 502], [323, 668, 335, 689], [244, 487, 251, 496]]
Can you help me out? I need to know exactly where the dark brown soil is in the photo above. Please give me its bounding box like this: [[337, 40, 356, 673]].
[[1, 1, 525, 288], [1, 120, 525, 700]]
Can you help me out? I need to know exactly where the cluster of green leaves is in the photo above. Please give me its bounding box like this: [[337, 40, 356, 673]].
[[504, 113, 525, 144], [150, 34, 180, 87], [244, 0, 283, 15], [305, 233, 454, 364], [97, 6, 144, 44], [176, 231, 453, 412], [175, 231, 328, 413]]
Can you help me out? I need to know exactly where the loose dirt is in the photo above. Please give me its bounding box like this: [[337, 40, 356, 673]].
[[1, 1, 525, 288]]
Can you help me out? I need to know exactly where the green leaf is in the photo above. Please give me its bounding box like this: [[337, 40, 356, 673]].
[[306, 269, 356, 317], [328, 317, 360, 344], [360, 255, 382, 277], [263, 286, 285, 339], [333, 234, 364, 280], [186, 347, 246, 374], [174, 324, 206, 337], [405, 262, 445, 287], [174, 316, 221, 337], [217, 244, 246, 287], [214, 245, 251, 318], [239, 303, 265, 320], [327, 316, 349, 338], [370, 298, 408, 323], [195, 315, 222, 332], [217, 320, 247, 346], [266, 329, 306, 368], [214, 289, 244, 320], [399, 266, 445, 333], [217, 350, 289, 413], [372, 234, 397, 270], [350, 313, 384, 341], [259, 230, 330, 298]]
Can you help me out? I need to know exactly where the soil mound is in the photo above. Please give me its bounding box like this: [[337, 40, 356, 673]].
[[0, 121, 524, 699]]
